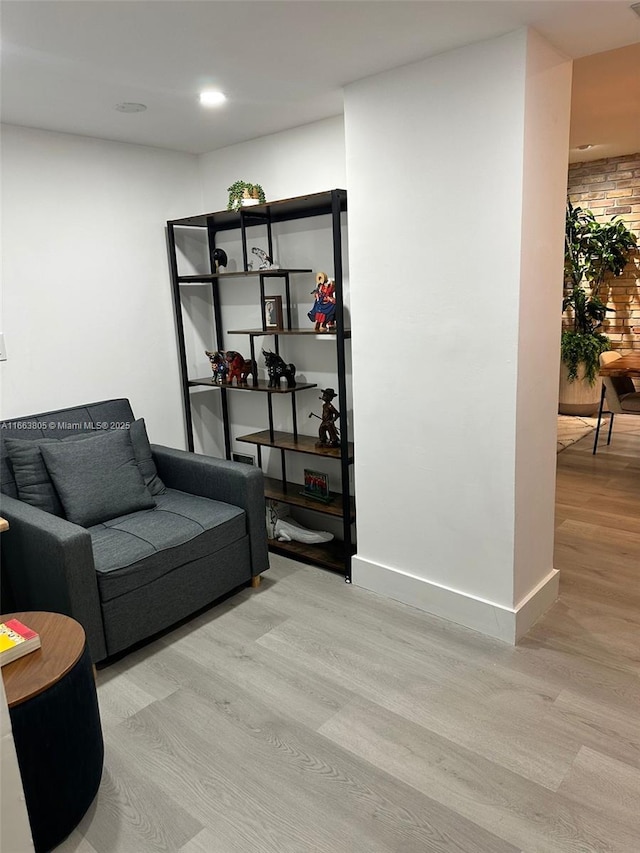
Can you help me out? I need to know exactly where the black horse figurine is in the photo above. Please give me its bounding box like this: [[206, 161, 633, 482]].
[[263, 350, 296, 389]]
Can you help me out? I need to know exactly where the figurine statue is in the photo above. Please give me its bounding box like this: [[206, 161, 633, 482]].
[[263, 350, 296, 388], [212, 248, 228, 273], [225, 351, 256, 386], [251, 247, 277, 270], [266, 500, 333, 544], [308, 271, 336, 332], [205, 350, 228, 384], [206, 349, 255, 386], [309, 388, 340, 447]]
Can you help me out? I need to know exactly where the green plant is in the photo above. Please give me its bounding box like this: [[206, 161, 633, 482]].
[[562, 201, 637, 383], [560, 330, 610, 384], [227, 180, 266, 211]]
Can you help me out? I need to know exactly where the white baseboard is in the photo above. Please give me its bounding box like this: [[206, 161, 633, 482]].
[[514, 568, 560, 639], [351, 556, 559, 644]]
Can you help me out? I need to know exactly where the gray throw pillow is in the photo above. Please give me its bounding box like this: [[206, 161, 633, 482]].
[[5, 419, 165, 514], [130, 419, 166, 496], [40, 429, 156, 527], [5, 432, 99, 516]]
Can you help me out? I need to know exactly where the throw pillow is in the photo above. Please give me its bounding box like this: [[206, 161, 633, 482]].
[[129, 419, 166, 496], [5, 420, 166, 515], [4, 432, 98, 516], [40, 429, 156, 526]]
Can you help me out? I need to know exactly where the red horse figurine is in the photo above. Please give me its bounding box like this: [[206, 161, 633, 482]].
[[225, 351, 256, 386], [206, 350, 255, 385]]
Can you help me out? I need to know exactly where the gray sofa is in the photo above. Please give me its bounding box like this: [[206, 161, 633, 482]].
[[0, 398, 269, 663]]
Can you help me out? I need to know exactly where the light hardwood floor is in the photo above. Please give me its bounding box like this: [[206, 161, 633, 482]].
[[57, 419, 640, 853]]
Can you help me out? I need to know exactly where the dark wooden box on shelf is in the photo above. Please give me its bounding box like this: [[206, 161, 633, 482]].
[[166, 190, 354, 578]]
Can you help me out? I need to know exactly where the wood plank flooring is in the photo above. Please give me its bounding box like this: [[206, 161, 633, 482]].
[[56, 418, 640, 853]]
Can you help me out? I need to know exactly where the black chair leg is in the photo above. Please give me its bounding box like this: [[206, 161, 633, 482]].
[[593, 384, 606, 454], [607, 411, 615, 445]]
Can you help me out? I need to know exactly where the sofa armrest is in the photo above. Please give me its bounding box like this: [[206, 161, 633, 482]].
[[0, 495, 107, 662], [151, 445, 269, 576]]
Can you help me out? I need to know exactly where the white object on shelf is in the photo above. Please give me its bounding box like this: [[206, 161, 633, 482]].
[[275, 518, 334, 544], [266, 500, 334, 544]]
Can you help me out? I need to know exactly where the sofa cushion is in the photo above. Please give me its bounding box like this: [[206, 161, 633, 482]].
[[5, 435, 71, 516], [41, 429, 156, 526], [89, 489, 246, 602], [5, 432, 110, 516], [130, 419, 166, 496], [4, 418, 164, 514]]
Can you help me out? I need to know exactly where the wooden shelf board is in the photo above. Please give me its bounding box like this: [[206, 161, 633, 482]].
[[169, 189, 347, 230], [187, 379, 222, 390], [237, 430, 354, 462], [228, 328, 352, 339], [264, 477, 355, 521], [267, 537, 352, 574], [188, 378, 317, 394], [178, 269, 312, 283]]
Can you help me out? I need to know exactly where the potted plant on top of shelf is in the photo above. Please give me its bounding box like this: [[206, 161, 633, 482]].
[[559, 200, 637, 415], [227, 181, 266, 211]]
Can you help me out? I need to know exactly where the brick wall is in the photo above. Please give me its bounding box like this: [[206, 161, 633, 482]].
[[567, 153, 640, 353]]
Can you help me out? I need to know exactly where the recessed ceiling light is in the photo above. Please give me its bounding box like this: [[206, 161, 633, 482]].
[[199, 90, 226, 107], [576, 144, 594, 150], [115, 102, 147, 113]]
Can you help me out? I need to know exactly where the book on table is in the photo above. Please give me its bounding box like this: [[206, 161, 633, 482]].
[[0, 619, 41, 666]]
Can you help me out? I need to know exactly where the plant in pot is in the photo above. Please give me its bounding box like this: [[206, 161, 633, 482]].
[[559, 201, 637, 415], [227, 181, 266, 211]]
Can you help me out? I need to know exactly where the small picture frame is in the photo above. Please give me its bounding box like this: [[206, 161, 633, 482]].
[[232, 452, 255, 466], [302, 469, 333, 504], [264, 295, 283, 329]]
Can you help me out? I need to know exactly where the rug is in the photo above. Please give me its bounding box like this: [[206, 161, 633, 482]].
[[557, 415, 599, 453]]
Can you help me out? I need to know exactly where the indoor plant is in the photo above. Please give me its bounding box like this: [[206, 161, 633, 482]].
[[559, 201, 637, 414], [227, 180, 266, 211]]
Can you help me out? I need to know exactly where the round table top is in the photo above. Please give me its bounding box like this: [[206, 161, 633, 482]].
[[1, 612, 86, 708]]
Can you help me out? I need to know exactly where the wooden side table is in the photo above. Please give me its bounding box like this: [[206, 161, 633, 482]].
[[1, 611, 104, 852]]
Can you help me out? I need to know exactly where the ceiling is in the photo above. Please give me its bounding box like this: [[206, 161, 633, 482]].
[[2, 1, 639, 156]]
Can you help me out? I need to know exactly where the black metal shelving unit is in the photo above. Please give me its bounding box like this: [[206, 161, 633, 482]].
[[166, 189, 354, 580]]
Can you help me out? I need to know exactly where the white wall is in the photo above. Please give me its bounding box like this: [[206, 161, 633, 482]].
[[514, 32, 572, 617], [345, 29, 571, 641], [0, 125, 202, 448], [199, 116, 346, 211]]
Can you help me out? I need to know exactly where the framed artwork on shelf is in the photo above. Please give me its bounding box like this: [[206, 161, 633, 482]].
[[264, 295, 283, 329], [302, 469, 333, 504]]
